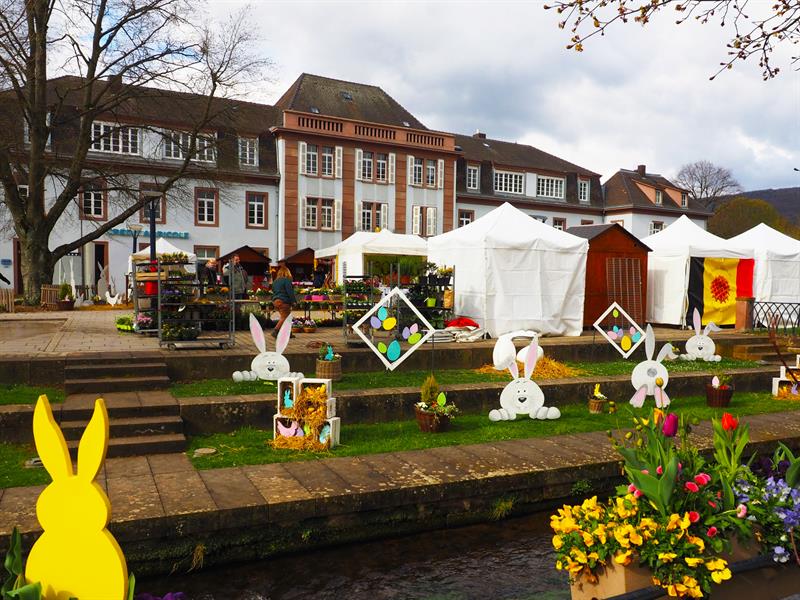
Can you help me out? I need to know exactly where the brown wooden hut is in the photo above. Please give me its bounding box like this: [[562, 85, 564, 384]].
[[281, 247, 316, 282], [566, 224, 651, 327]]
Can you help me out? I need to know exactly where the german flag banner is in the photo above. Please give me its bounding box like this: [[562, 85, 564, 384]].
[[687, 257, 754, 326]]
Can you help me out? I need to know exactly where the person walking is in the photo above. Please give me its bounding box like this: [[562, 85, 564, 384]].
[[224, 254, 248, 299], [271, 263, 296, 337], [199, 257, 218, 293]]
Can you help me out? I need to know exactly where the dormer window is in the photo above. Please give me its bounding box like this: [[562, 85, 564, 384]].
[[655, 190, 663, 205], [239, 137, 258, 167], [494, 170, 524, 194], [92, 122, 140, 155], [681, 192, 688, 208], [340, 91, 353, 101], [402, 121, 410, 127], [310, 107, 320, 114], [578, 180, 590, 204], [467, 165, 480, 190]]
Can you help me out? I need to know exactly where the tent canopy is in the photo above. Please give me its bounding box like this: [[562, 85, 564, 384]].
[[427, 202, 588, 337], [729, 223, 800, 258], [642, 215, 752, 259], [130, 238, 196, 262], [730, 223, 800, 303]]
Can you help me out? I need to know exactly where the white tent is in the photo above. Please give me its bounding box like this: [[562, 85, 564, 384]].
[[730, 223, 800, 303], [426, 202, 588, 337], [642, 215, 753, 325], [129, 238, 197, 272], [315, 229, 428, 283]]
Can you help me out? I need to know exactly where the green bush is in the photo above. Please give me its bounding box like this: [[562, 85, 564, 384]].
[[58, 282, 73, 300]]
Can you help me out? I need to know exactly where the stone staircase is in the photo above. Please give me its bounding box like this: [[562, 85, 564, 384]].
[[732, 341, 788, 364], [64, 355, 170, 395]]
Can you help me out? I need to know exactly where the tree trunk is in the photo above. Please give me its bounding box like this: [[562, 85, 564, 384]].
[[19, 231, 55, 304]]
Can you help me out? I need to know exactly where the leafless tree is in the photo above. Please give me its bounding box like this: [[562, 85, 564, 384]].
[[545, 1, 800, 80], [0, 0, 270, 301], [674, 160, 743, 206]]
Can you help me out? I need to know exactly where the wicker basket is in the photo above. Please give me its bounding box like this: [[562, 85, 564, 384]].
[[316, 358, 342, 381], [588, 397, 607, 414], [706, 385, 734, 407], [414, 406, 451, 433]]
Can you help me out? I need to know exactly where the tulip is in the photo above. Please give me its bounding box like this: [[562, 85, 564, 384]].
[[641, 469, 649, 475], [685, 481, 700, 493], [628, 483, 637, 493], [656, 465, 663, 475], [707, 526, 718, 538], [694, 473, 711, 486], [688, 511, 700, 524], [661, 413, 679, 437], [736, 504, 748, 518], [708, 500, 718, 509], [721, 412, 739, 431]]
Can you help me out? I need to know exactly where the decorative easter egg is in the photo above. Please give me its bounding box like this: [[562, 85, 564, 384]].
[[378, 307, 388, 321], [632, 332, 642, 342], [607, 330, 618, 340], [436, 392, 446, 406], [382, 317, 397, 331], [621, 335, 632, 351], [612, 309, 620, 318], [386, 340, 402, 361], [402, 326, 411, 339], [370, 316, 382, 329], [410, 323, 419, 334], [377, 342, 387, 353], [407, 332, 422, 345], [629, 327, 636, 335], [613, 325, 620, 333]]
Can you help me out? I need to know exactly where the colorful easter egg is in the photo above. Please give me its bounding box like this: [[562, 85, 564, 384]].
[[377, 342, 387, 354], [386, 340, 402, 361], [621, 335, 632, 351], [378, 307, 388, 321], [370, 316, 382, 329], [383, 317, 397, 330], [407, 332, 422, 344]]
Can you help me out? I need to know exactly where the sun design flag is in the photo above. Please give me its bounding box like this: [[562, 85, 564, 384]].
[[687, 257, 754, 326]]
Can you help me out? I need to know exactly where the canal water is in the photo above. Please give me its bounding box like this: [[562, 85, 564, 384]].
[[141, 512, 569, 600]]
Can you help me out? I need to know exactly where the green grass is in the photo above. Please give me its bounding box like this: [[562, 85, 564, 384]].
[[188, 391, 797, 470], [171, 358, 760, 398], [0, 384, 64, 405], [0, 443, 51, 489]]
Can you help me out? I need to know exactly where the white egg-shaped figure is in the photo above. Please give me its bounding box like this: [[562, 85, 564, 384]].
[[545, 406, 561, 419], [232, 371, 244, 382], [492, 335, 517, 370]]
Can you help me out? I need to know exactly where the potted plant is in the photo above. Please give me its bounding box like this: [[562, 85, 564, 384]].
[[316, 344, 342, 381], [587, 383, 608, 414], [414, 374, 458, 433], [425, 296, 437, 308], [303, 318, 317, 333], [291, 317, 305, 334], [115, 315, 134, 332], [56, 283, 74, 311], [437, 266, 453, 285], [707, 374, 734, 407], [134, 313, 154, 331]]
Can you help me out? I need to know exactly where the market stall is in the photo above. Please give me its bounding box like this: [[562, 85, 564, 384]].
[[642, 215, 754, 326], [427, 202, 588, 337], [729, 223, 800, 303]]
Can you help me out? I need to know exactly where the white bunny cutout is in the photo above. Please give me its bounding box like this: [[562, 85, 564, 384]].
[[489, 337, 561, 421], [630, 324, 676, 408], [680, 308, 722, 362], [233, 314, 292, 381]]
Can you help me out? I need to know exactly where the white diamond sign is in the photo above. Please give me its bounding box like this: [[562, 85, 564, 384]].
[[352, 287, 435, 371], [593, 302, 646, 359]]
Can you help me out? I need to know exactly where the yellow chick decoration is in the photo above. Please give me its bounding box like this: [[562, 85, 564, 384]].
[[26, 395, 129, 600]]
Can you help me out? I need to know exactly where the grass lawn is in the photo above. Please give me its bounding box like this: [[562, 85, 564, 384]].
[[0, 443, 50, 489], [188, 391, 797, 471], [171, 358, 760, 398], [0, 384, 64, 406]]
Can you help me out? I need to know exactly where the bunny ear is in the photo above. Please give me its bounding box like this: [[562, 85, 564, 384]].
[[645, 324, 655, 360], [250, 313, 266, 354], [693, 308, 702, 335], [704, 322, 721, 335], [77, 398, 109, 482], [656, 343, 674, 364], [508, 360, 519, 380], [524, 338, 539, 380], [275, 316, 292, 355], [492, 335, 516, 371], [33, 395, 73, 481]]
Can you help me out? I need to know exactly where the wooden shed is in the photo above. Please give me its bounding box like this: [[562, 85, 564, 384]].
[[566, 224, 651, 327]]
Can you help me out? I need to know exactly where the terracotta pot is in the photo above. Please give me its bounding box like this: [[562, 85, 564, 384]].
[[414, 405, 451, 433], [292, 327, 302, 334], [570, 560, 652, 600], [303, 326, 317, 333], [707, 384, 734, 407], [587, 397, 607, 414], [316, 358, 342, 381]]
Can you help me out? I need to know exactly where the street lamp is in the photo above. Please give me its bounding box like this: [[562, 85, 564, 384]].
[[148, 196, 158, 262], [127, 223, 144, 254]]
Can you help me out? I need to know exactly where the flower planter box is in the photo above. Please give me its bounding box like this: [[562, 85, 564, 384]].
[[706, 384, 735, 407], [291, 327, 302, 335], [316, 358, 342, 381], [587, 397, 607, 414], [570, 560, 653, 600], [414, 406, 451, 433], [303, 326, 317, 333]]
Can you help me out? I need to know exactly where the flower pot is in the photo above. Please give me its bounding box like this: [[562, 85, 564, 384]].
[[569, 560, 653, 600], [316, 358, 342, 381], [414, 406, 451, 433], [292, 327, 302, 334], [425, 298, 437, 308], [706, 384, 734, 407], [587, 397, 607, 414], [303, 326, 317, 333], [56, 299, 74, 311]]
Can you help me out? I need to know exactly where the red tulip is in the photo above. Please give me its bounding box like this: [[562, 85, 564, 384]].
[[694, 473, 711, 486], [708, 500, 718, 509], [661, 413, 679, 437], [685, 481, 700, 493], [721, 412, 739, 431], [707, 526, 718, 538], [688, 511, 700, 524]]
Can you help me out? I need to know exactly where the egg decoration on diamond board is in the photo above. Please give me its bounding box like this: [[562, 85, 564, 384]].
[[594, 302, 647, 359]]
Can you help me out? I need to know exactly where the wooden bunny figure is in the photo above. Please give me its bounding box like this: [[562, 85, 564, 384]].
[[26, 395, 128, 600]]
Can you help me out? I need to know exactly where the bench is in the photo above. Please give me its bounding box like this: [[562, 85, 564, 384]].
[[40, 284, 60, 310]]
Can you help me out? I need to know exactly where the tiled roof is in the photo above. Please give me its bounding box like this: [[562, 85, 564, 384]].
[[275, 73, 427, 129], [566, 223, 652, 250], [603, 169, 711, 215]]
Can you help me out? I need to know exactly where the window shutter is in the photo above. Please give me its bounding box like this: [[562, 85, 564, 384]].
[[407, 155, 414, 185], [427, 207, 437, 236], [334, 198, 342, 231], [301, 197, 308, 228], [437, 159, 444, 189], [388, 153, 396, 184], [355, 201, 363, 231], [299, 142, 307, 175], [412, 205, 421, 235], [355, 149, 363, 181], [380, 203, 389, 231], [334, 146, 343, 178]]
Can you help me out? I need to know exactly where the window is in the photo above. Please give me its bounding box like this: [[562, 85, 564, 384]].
[[681, 192, 688, 208], [649, 221, 664, 235], [536, 175, 565, 199], [360, 202, 387, 231], [578, 180, 590, 203], [194, 246, 219, 265], [305, 144, 318, 175], [163, 131, 215, 162], [413, 158, 423, 185], [246, 192, 268, 228], [376, 153, 388, 182], [23, 114, 51, 147], [458, 209, 475, 227], [195, 188, 218, 226], [304, 198, 338, 231], [552, 217, 566, 231], [466, 165, 480, 190], [494, 170, 524, 194], [581, 219, 594, 225], [321, 146, 334, 176], [655, 190, 663, 205], [426, 160, 436, 186], [361, 151, 373, 181], [81, 183, 106, 221], [412, 205, 437, 237], [239, 137, 258, 167], [91, 122, 140, 155]]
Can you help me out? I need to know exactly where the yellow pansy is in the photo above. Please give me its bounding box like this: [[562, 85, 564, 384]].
[[657, 552, 677, 562], [552, 535, 563, 550], [581, 530, 594, 547], [555, 560, 563, 571], [704, 558, 728, 571], [711, 568, 732, 584], [614, 549, 633, 565], [571, 547, 587, 564], [684, 557, 704, 567], [615, 496, 638, 519], [686, 535, 706, 552], [592, 524, 608, 544], [666, 513, 690, 531]]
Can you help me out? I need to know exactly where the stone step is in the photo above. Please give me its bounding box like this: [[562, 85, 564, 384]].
[[59, 415, 184, 441], [65, 353, 163, 366], [67, 433, 187, 459], [64, 362, 168, 380], [61, 394, 179, 420], [64, 375, 171, 395], [732, 345, 788, 360]]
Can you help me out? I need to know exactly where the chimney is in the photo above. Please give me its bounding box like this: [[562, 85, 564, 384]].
[[107, 74, 123, 93], [636, 164, 646, 177], [473, 130, 486, 139]]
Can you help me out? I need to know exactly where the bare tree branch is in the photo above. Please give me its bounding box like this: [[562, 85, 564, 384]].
[[674, 160, 742, 206]]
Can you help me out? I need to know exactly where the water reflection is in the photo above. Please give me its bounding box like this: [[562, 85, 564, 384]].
[[141, 513, 569, 600]]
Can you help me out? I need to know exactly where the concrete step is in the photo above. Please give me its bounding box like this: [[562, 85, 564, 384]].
[[732, 345, 789, 360], [64, 375, 171, 395], [67, 433, 187, 459], [64, 362, 168, 380], [59, 415, 184, 441]]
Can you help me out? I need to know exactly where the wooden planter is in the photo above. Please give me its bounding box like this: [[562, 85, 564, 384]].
[[56, 299, 74, 311], [291, 327, 302, 335], [316, 358, 342, 381], [414, 406, 451, 433], [587, 397, 607, 414], [707, 384, 735, 407], [570, 560, 652, 600], [303, 326, 317, 333]]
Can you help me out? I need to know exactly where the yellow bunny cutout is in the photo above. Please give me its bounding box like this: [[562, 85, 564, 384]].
[[26, 395, 129, 600]]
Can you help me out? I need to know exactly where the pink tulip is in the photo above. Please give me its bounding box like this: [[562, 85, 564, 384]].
[[707, 526, 718, 538], [641, 469, 649, 475], [628, 483, 637, 493], [656, 465, 663, 475], [685, 481, 700, 493], [688, 511, 700, 524], [708, 500, 718, 509], [661, 413, 679, 437]]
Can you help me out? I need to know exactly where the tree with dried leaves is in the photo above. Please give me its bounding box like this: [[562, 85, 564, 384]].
[[708, 197, 800, 238], [545, 1, 800, 80], [0, 0, 270, 301], [674, 160, 742, 207]]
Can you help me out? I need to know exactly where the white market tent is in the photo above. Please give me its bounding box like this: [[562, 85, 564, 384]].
[[641, 215, 753, 325], [315, 229, 428, 284], [730, 223, 800, 303], [129, 238, 197, 271], [426, 202, 588, 337]]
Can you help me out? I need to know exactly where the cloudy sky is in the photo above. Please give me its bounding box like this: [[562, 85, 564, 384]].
[[210, 1, 799, 190]]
